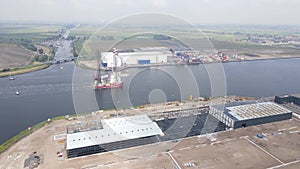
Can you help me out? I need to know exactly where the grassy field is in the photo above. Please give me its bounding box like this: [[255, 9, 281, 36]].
[[71, 24, 300, 66], [0, 24, 61, 41], [0, 24, 62, 75], [0, 43, 34, 69]]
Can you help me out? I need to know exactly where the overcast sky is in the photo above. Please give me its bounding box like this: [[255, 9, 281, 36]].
[[0, 0, 299, 25]]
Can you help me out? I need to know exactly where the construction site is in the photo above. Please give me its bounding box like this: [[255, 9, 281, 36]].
[[1, 96, 300, 169]]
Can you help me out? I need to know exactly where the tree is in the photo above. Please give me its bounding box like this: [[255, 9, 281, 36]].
[[38, 48, 44, 54]]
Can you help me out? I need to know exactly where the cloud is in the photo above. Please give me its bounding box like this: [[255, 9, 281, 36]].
[[0, 0, 299, 25], [150, 0, 167, 8]]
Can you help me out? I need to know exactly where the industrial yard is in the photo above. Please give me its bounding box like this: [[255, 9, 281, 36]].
[[1, 1, 300, 169], [0, 114, 299, 169], [1, 96, 300, 169]]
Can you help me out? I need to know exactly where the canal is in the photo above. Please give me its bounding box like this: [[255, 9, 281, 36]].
[[0, 55, 300, 144]]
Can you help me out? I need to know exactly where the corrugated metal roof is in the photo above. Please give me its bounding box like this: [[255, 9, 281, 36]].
[[66, 115, 163, 150], [211, 101, 292, 121], [226, 102, 291, 121], [211, 101, 256, 111]]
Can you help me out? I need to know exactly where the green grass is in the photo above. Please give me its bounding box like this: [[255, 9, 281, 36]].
[[71, 24, 300, 62], [50, 114, 78, 121], [0, 63, 50, 77], [74, 38, 88, 55], [0, 114, 77, 154], [0, 24, 61, 69], [0, 24, 62, 44]]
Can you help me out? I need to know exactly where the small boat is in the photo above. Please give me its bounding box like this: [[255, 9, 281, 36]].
[[9, 77, 15, 80], [16, 91, 20, 95]]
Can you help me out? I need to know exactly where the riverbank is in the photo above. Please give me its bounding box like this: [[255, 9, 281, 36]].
[[0, 63, 51, 78], [1, 96, 300, 169], [77, 55, 300, 71], [74, 59, 97, 70], [0, 114, 77, 154], [0, 95, 253, 155]]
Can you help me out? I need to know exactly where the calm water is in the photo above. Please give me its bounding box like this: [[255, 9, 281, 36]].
[[0, 58, 300, 144]]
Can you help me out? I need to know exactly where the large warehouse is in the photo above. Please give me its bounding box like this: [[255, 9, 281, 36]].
[[66, 115, 163, 158], [102, 51, 169, 67], [209, 102, 292, 129]]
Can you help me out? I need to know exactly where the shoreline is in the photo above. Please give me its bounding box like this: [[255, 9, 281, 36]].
[[221, 55, 300, 63], [0, 54, 298, 154], [1, 94, 300, 169], [0, 95, 258, 154], [0, 63, 51, 78], [1, 54, 299, 77], [77, 55, 300, 71], [0, 114, 77, 154], [122, 55, 300, 70]]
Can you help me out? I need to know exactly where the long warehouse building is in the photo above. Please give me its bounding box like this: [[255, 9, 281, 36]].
[[101, 51, 169, 67], [66, 115, 163, 158], [275, 94, 300, 106], [209, 101, 292, 129]]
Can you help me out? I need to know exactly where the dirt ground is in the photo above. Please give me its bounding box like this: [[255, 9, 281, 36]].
[[172, 138, 280, 169], [0, 43, 33, 69]]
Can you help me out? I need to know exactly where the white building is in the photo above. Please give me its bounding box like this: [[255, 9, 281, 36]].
[[101, 51, 169, 67], [66, 114, 163, 158]]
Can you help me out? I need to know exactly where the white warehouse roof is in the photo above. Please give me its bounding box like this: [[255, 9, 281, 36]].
[[66, 114, 163, 150], [226, 102, 291, 121], [102, 51, 169, 66]]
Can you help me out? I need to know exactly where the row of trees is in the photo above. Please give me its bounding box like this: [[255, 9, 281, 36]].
[[34, 45, 56, 62], [19, 41, 37, 51], [71, 37, 84, 58]]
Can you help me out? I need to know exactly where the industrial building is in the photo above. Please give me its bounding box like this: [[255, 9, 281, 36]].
[[66, 102, 293, 158], [101, 51, 169, 67], [209, 102, 292, 129], [275, 94, 300, 106], [122, 51, 168, 65], [66, 115, 163, 158], [66, 108, 227, 158]]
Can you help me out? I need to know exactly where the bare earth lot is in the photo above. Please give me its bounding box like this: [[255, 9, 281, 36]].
[[0, 111, 299, 169], [0, 43, 33, 69]]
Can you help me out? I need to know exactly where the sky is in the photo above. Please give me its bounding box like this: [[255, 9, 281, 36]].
[[0, 0, 299, 25]]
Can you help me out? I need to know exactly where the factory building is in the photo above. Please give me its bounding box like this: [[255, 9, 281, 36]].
[[66, 115, 163, 158], [275, 94, 300, 106], [209, 102, 292, 129], [101, 51, 169, 67], [122, 52, 168, 65], [66, 101, 293, 158]]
